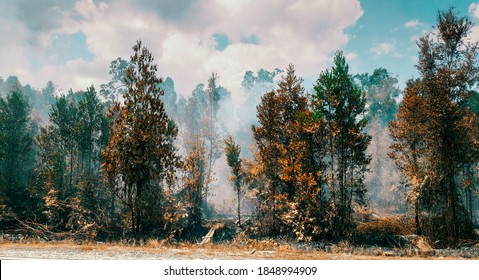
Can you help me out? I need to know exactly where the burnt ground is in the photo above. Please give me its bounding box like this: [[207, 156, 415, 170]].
[[1, 217, 479, 260]]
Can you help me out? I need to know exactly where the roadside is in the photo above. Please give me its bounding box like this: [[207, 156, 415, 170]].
[[1, 241, 478, 260]]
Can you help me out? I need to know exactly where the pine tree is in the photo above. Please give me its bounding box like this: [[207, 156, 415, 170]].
[[390, 8, 479, 246], [76, 86, 109, 228], [252, 66, 298, 236], [313, 51, 371, 239], [252, 64, 327, 239], [389, 79, 430, 235], [34, 87, 109, 237], [103, 40, 180, 239], [0, 90, 36, 220]]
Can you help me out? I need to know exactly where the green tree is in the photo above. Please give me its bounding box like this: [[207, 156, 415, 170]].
[[49, 96, 78, 193], [100, 57, 130, 103], [354, 68, 400, 127], [34, 87, 109, 237], [0, 90, 36, 219], [103, 40, 180, 239], [76, 86, 109, 227], [313, 51, 371, 239]]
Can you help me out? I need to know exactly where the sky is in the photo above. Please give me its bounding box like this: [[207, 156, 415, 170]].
[[1, 0, 479, 101]]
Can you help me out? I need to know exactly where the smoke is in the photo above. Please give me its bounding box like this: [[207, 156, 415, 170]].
[[194, 69, 280, 215], [364, 116, 404, 213], [4, 64, 408, 217]]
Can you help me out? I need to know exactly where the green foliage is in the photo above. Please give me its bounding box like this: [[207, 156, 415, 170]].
[[100, 57, 130, 103], [313, 51, 371, 239], [33, 86, 109, 238], [354, 68, 400, 127], [0, 90, 36, 219]]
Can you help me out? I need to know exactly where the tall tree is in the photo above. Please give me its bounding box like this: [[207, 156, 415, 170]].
[[0, 90, 36, 219], [50, 96, 79, 193], [224, 135, 243, 225], [76, 86, 109, 226], [202, 73, 223, 214], [313, 51, 371, 239], [390, 8, 479, 246], [354, 69, 403, 211], [103, 40, 180, 239], [34, 87, 109, 237], [178, 137, 209, 232], [251, 88, 283, 235], [354, 68, 400, 127], [100, 57, 130, 103], [252, 64, 327, 240], [179, 74, 225, 216]]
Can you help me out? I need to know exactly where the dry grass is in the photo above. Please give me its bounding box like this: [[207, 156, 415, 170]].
[[1, 239, 476, 260], [356, 214, 415, 235]]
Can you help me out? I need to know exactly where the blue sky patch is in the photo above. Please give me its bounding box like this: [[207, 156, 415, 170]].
[[240, 34, 260, 45], [44, 31, 95, 65], [343, 0, 473, 88], [212, 33, 230, 51]]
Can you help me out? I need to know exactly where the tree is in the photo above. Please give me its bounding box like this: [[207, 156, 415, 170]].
[[103, 40, 180, 239], [389, 79, 430, 235], [224, 135, 243, 224], [0, 90, 36, 219], [354, 69, 403, 211], [33, 87, 109, 238], [159, 77, 178, 120], [177, 138, 209, 233], [100, 57, 130, 103], [202, 73, 223, 214], [35, 124, 68, 230], [252, 69, 295, 236], [179, 74, 225, 216], [237, 68, 282, 159], [390, 8, 479, 246], [313, 51, 371, 239], [354, 68, 400, 127], [252, 64, 327, 240], [76, 86, 109, 226]]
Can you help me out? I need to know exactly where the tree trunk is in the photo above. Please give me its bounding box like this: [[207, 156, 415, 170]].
[[237, 187, 241, 226]]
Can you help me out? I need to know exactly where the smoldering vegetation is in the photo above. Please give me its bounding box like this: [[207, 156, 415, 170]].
[[1, 9, 479, 255]]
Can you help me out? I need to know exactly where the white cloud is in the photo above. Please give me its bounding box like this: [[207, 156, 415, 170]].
[[345, 52, 358, 61], [469, 3, 479, 19], [469, 3, 479, 43], [404, 19, 423, 29], [1, 0, 364, 101], [370, 42, 395, 57]]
